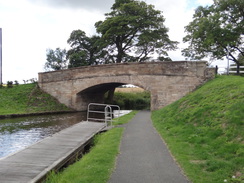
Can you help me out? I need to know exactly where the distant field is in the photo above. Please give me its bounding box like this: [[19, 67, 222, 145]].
[[115, 87, 145, 93]]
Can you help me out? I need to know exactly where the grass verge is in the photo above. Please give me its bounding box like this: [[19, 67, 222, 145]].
[[45, 111, 137, 183], [113, 110, 138, 125], [0, 84, 71, 115], [152, 75, 244, 183]]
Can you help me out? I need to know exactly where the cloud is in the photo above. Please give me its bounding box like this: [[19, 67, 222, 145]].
[[0, 0, 223, 84], [196, 0, 213, 6], [28, 0, 114, 12], [143, 0, 194, 60], [0, 0, 106, 83]]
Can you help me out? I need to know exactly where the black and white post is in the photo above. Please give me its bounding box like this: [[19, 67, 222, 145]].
[[0, 28, 2, 84]]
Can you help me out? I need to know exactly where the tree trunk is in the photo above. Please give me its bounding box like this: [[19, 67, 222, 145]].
[[115, 36, 123, 63], [107, 87, 115, 104]]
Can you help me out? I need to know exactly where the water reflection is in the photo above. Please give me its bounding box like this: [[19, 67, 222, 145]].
[[0, 112, 86, 158]]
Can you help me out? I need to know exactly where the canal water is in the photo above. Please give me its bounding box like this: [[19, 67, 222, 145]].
[[0, 112, 86, 159]]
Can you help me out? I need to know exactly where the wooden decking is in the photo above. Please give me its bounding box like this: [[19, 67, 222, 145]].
[[0, 121, 106, 183]]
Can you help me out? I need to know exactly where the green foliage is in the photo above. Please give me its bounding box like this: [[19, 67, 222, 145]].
[[152, 75, 244, 183], [45, 0, 178, 68], [67, 30, 109, 68], [112, 91, 150, 110], [95, 0, 178, 63], [182, 0, 244, 72], [7, 81, 13, 88], [14, 80, 19, 86], [45, 48, 68, 71], [0, 84, 71, 115]]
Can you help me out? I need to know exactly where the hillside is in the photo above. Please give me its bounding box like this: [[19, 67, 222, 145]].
[[0, 83, 72, 115], [152, 75, 244, 183]]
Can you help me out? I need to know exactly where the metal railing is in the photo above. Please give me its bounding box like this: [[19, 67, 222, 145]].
[[87, 103, 120, 127]]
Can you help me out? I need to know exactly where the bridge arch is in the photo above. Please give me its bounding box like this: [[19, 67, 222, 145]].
[[73, 77, 151, 110], [38, 61, 215, 111]]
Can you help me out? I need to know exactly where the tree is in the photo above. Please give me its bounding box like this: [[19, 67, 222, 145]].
[[67, 30, 109, 68], [95, 0, 178, 63], [44, 48, 68, 71], [182, 0, 244, 74]]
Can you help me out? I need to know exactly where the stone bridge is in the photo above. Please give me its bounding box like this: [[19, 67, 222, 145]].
[[38, 61, 215, 111]]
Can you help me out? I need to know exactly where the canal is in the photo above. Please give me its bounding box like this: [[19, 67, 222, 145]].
[[0, 112, 86, 159]]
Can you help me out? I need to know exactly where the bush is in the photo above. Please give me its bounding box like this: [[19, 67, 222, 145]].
[[7, 81, 13, 88], [14, 80, 19, 86], [112, 91, 150, 110]]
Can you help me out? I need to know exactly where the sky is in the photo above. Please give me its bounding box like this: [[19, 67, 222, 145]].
[[1, 0, 226, 84]]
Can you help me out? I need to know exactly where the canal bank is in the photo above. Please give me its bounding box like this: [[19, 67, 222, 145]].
[[0, 112, 87, 158], [0, 110, 78, 119], [0, 121, 106, 183], [0, 110, 135, 182]]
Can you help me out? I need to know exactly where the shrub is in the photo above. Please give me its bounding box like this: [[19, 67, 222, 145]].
[[112, 91, 150, 110], [14, 80, 19, 86], [7, 81, 13, 88]]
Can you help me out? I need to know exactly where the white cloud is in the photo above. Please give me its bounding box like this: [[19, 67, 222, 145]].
[[28, 0, 114, 12], [196, 0, 213, 6], [0, 0, 224, 84], [0, 0, 104, 83], [144, 0, 195, 60]]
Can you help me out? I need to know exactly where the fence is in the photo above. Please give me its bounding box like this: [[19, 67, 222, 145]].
[[228, 66, 244, 74]]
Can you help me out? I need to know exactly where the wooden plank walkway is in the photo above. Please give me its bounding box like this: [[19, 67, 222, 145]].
[[0, 121, 106, 183]]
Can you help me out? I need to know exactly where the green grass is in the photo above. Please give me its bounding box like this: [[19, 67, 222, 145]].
[[152, 75, 244, 183], [111, 91, 150, 110], [0, 84, 72, 115], [45, 111, 137, 183], [113, 110, 138, 125]]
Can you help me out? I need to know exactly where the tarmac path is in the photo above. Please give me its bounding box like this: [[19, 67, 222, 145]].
[[109, 111, 190, 183]]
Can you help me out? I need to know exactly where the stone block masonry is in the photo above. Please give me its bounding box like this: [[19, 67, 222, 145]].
[[38, 61, 215, 111]]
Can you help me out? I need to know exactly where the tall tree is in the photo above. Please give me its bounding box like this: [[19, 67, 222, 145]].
[[95, 0, 178, 63], [182, 0, 244, 74], [67, 30, 108, 68], [44, 48, 68, 71]]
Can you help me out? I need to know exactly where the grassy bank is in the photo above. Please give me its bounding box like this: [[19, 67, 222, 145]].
[[152, 75, 244, 183], [0, 84, 71, 115], [46, 111, 137, 183]]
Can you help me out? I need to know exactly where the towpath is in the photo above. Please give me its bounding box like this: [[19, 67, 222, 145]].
[[109, 111, 190, 183]]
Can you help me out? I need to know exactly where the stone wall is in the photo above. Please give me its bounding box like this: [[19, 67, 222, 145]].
[[38, 61, 215, 111]]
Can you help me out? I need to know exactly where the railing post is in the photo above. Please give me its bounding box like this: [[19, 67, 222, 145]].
[[86, 103, 120, 127]]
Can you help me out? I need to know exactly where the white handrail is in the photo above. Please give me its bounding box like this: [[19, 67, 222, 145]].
[[87, 103, 120, 127]]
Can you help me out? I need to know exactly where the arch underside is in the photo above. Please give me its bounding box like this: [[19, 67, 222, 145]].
[[75, 82, 147, 111], [70, 74, 199, 111]]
